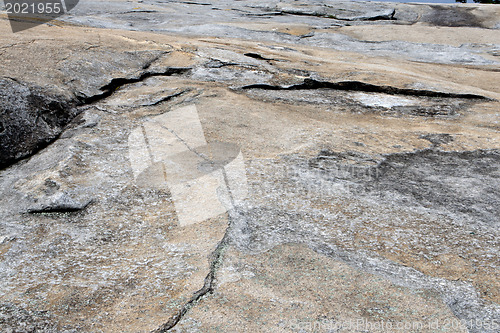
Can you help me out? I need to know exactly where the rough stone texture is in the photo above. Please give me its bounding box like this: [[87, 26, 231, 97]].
[[0, 1, 499, 332], [170, 244, 469, 333], [0, 79, 78, 169]]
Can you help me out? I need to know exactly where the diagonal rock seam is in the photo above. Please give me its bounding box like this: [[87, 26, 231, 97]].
[[240, 78, 492, 100]]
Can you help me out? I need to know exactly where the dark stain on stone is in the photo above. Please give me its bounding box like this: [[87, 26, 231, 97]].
[[420, 133, 454, 147], [311, 149, 500, 225], [374, 149, 499, 224], [422, 6, 484, 28]]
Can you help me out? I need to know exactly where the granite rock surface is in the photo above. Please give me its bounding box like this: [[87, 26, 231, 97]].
[[0, 1, 499, 332]]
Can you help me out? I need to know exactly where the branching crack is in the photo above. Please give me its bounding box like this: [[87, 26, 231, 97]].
[[152, 219, 231, 332], [78, 67, 192, 105]]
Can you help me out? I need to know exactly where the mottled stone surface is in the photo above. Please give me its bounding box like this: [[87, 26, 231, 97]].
[[0, 1, 499, 332]]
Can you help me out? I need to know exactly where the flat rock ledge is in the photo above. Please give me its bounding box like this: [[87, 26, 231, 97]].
[[0, 1, 499, 332]]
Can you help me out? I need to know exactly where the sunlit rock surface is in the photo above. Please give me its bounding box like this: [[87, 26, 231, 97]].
[[0, 1, 499, 332]]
